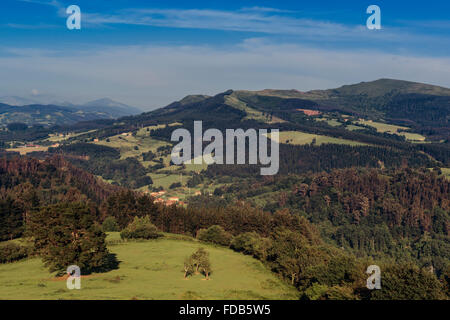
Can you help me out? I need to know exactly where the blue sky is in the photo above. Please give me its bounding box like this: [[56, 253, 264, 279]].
[[0, 0, 449, 109]]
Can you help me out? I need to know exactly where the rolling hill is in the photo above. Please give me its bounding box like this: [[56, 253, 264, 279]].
[[0, 98, 142, 127], [0, 233, 298, 300]]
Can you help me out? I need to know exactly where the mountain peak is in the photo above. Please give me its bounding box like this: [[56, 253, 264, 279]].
[[333, 78, 450, 97]]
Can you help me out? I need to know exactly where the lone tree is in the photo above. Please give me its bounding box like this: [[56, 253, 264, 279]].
[[183, 256, 194, 279], [28, 202, 110, 274], [185, 248, 212, 280], [199, 256, 212, 280], [191, 247, 209, 274]]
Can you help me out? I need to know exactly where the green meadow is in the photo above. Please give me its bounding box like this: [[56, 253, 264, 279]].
[[270, 131, 368, 146], [0, 233, 298, 300], [356, 120, 426, 141]]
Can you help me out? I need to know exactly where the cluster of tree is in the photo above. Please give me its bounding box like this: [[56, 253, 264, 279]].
[[27, 202, 115, 274], [0, 124, 50, 143], [0, 242, 33, 264], [49, 143, 153, 188], [103, 190, 315, 238], [197, 225, 232, 246], [120, 216, 163, 240], [205, 143, 436, 178], [183, 248, 212, 280], [220, 167, 449, 278], [0, 156, 121, 241]]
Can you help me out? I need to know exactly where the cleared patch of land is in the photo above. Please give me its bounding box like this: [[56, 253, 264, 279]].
[[441, 168, 450, 180], [268, 131, 368, 146], [224, 95, 285, 124], [314, 118, 341, 127], [93, 133, 170, 162], [6, 145, 48, 155], [356, 120, 426, 141], [0, 234, 297, 300]]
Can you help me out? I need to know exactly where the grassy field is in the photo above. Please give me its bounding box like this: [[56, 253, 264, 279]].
[[224, 95, 285, 124], [6, 145, 48, 155], [93, 134, 170, 161], [269, 131, 368, 146], [0, 233, 297, 300], [314, 118, 341, 127], [440, 168, 450, 180], [148, 172, 185, 189], [355, 120, 426, 141]]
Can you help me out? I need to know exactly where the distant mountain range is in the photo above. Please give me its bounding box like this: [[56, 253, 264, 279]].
[[0, 97, 142, 127]]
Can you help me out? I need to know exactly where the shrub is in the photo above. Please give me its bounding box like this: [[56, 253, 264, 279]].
[[169, 182, 182, 189], [0, 243, 31, 264], [102, 216, 120, 232], [197, 225, 232, 246], [120, 216, 163, 240], [230, 232, 272, 260]]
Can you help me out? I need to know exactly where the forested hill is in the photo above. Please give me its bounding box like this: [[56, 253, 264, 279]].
[[205, 167, 450, 276], [0, 156, 121, 205], [86, 78, 448, 142]]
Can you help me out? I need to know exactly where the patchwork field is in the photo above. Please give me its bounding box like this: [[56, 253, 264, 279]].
[[0, 233, 297, 300], [93, 133, 170, 161]]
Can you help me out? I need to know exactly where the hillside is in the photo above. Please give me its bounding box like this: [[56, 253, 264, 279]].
[[0, 233, 298, 300], [0, 98, 141, 127]]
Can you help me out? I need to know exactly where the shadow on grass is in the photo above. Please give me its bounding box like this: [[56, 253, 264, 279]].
[[82, 253, 121, 275]]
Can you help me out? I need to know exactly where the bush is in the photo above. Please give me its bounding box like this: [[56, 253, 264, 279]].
[[169, 182, 182, 189], [0, 243, 32, 264], [102, 217, 120, 232], [120, 216, 163, 240], [197, 225, 232, 246], [230, 232, 271, 260]]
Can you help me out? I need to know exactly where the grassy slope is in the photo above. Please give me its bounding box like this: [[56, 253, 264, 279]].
[[356, 120, 426, 141], [0, 233, 298, 300], [273, 131, 368, 146]]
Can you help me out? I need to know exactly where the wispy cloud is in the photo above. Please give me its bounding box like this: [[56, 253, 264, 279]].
[[84, 7, 355, 37], [13, 1, 450, 54], [16, 0, 66, 16], [5, 23, 57, 29], [78, 7, 450, 55]]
